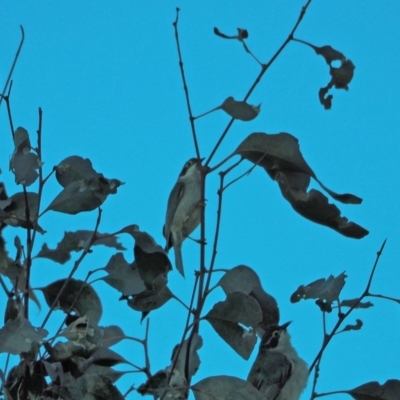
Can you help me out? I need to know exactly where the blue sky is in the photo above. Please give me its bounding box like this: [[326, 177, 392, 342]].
[[1, 1, 399, 399]]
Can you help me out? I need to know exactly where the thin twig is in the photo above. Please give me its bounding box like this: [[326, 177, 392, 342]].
[[40, 208, 103, 329], [310, 360, 321, 400], [22, 187, 32, 319], [203, 170, 225, 302], [308, 239, 387, 373], [206, 0, 313, 166], [31, 108, 44, 247], [143, 319, 152, 378], [173, 8, 201, 159], [166, 274, 199, 392], [0, 26, 25, 110], [368, 292, 400, 304], [1, 82, 16, 138]]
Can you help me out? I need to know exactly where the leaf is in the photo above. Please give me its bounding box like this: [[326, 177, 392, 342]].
[[192, 375, 265, 400], [342, 319, 363, 333], [39, 278, 103, 325], [346, 379, 400, 400], [213, 27, 248, 40], [10, 128, 41, 187], [0, 257, 41, 309], [35, 231, 125, 264], [251, 285, 280, 330], [217, 265, 279, 328], [48, 156, 123, 214], [122, 225, 171, 293], [52, 373, 124, 400], [340, 299, 374, 309], [13, 127, 31, 152], [12, 152, 40, 186], [207, 292, 262, 328], [290, 272, 347, 310], [101, 254, 146, 296], [0, 317, 48, 354], [220, 97, 261, 121], [85, 365, 126, 384], [234, 132, 368, 239], [55, 155, 100, 188], [218, 265, 262, 294], [294, 39, 355, 109], [205, 292, 261, 359], [101, 325, 126, 347], [138, 370, 170, 398], [89, 346, 133, 367], [2, 192, 45, 233], [45, 180, 105, 214], [127, 286, 174, 314]]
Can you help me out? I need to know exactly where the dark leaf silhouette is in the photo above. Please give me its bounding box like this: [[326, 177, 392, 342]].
[[213, 27, 260, 63], [11, 127, 40, 187], [85, 365, 126, 384], [340, 299, 374, 309], [51, 373, 124, 400], [48, 155, 123, 214], [342, 319, 363, 333], [192, 375, 265, 400], [119, 224, 171, 293], [2, 191, 45, 233], [196, 96, 260, 121], [218, 265, 262, 294], [0, 317, 48, 354], [293, 38, 355, 109], [46, 179, 120, 215], [218, 265, 279, 329], [346, 379, 400, 400], [205, 292, 261, 359], [101, 254, 146, 296], [101, 325, 126, 347], [234, 133, 368, 239], [39, 278, 103, 325], [55, 155, 100, 188], [213, 27, 248, 40], [35, 230, 125, 264], [12, 152, 40, 186], [127, 285, 174, 315], [221, 97, 261, 121], [0, 256, 41, 309], [291, 272, 347, 310]]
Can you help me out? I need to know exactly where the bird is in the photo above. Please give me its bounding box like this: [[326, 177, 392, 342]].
[[163, 158, 203, 276], [247, 321, 308, 400]]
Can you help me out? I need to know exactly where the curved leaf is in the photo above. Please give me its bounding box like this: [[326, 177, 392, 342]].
[[39, 278, 103, 325]]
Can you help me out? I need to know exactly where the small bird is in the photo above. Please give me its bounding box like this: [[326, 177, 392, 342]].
[[163, 158, 203, 276], [247, 321, 308, 400]]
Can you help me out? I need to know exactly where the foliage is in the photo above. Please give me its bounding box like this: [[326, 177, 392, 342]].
[[0, 1, 399, 400]]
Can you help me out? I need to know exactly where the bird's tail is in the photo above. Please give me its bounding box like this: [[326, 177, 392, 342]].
[[174, 244, 185, 277]]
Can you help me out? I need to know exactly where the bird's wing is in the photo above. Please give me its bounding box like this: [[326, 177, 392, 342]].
[[163, 181, 185, 249], [248, 351, 292, 400]]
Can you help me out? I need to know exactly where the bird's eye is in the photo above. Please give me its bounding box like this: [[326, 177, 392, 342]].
[[272, 330, 279, 337]]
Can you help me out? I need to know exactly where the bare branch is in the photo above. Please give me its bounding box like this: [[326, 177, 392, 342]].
[[0, 25, 25, 111], [173, 8, 201, 159], [206, 0, 313, 166]]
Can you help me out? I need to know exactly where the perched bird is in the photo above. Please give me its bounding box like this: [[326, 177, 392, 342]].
[[163, 158, 203, 276], [247, 321, 308, 400]]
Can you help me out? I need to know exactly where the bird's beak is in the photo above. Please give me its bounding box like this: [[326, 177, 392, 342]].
[[279, 321, 292, 330]]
